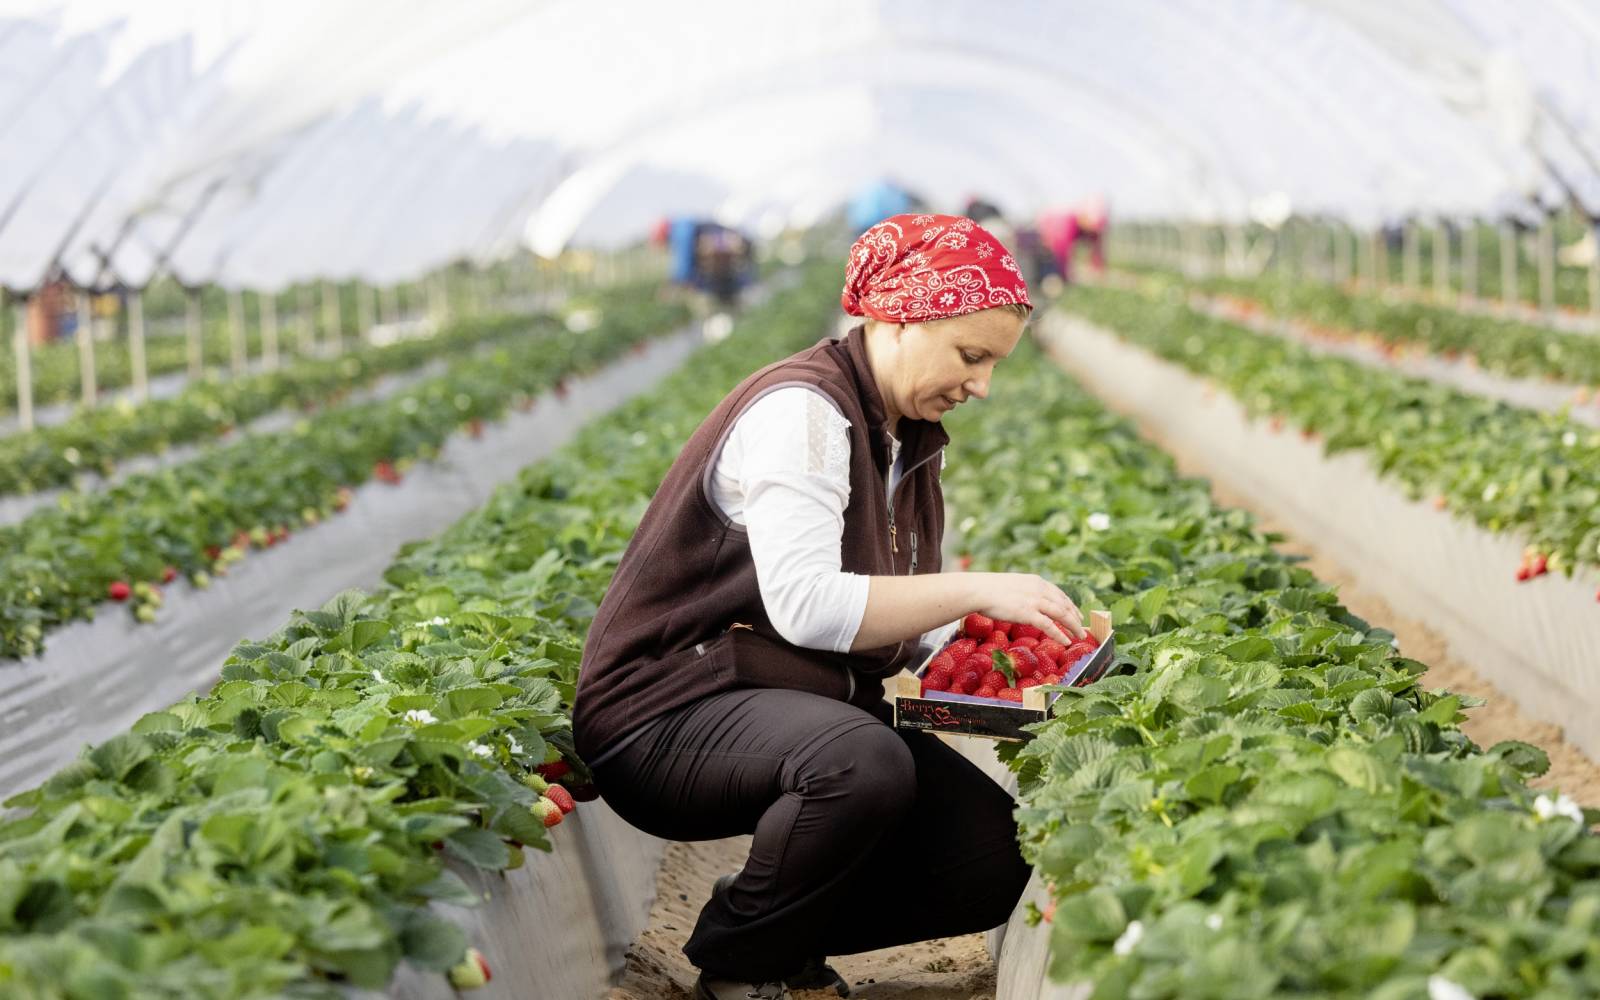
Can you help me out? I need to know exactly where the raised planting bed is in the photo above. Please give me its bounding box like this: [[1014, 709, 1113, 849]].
[[927, 326, 1599, 998], [0, 267, 840, 998]]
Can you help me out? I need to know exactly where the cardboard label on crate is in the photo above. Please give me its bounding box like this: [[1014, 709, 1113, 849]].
[[892, 696, 1046, 739]]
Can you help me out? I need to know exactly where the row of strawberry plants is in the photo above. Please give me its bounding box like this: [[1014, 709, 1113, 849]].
[[1120, 262, 1600, 388], [0, 270, 836, 998], [939, 332, 1599, 998], [0, 313, 543, 498], [1059, 284, 1600, 590], [0, 288, 690, 659], [2, 321, 276, 417]]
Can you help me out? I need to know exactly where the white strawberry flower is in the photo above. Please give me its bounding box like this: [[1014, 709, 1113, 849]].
[[1087, 512, 1112, 532], [506, 735, 524, 756], [1205, 913, 1223, 931], [1481, 482, 1500, 502], [1533, 792, 1584, 825], [1562, 430, 1578, 448], [403, 709, 437, 725], [467, 741, 493, 759], [370, 669, 386, 684], [1112, 920, 1144, 956], [421, 616, 450, 627], [1428, 976, 1475, 1000]]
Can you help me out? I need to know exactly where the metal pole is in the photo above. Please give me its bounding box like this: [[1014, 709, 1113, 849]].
[[227, 288, 246, 375], [260, 292, 279, 369], [1590, 221, 1600, 318], [380, 285, 398, 324], [297, 285, 315, 353], [321, 281, 342, 354], [1374, 229, 1389, 290], [185, 289, 202, 377], [1462, 220, 1479, 301], [12, 296, 32, 432], [428, 274, 448, 325], [355, 281, 374, 339], [1358, 229, 1375, 290], [76, 289, 97, 407], [1538, 215, 1555, 314], [1500, 221, 1517, 310], [1433, 221, 1451, 303], [1402, 221, 1420, 291], [128, 289, 147, 402], [1332, 224, 1351, 286]]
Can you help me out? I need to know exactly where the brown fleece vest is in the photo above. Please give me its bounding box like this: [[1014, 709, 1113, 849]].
[[573, 325, 947, 763]]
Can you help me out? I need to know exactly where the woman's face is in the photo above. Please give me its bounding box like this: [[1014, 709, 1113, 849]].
[[873, 307, 1028, 424]]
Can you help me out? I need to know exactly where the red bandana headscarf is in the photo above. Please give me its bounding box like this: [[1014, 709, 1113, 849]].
[[841, 213, 1031, 323]]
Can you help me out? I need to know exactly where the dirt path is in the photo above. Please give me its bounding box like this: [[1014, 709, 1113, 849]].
[[607, 836, 998, 1000]]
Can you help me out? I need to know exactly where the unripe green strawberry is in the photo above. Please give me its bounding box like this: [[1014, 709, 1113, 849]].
[[447, 947, 492, 989], [192, 571, 212, 590], [521, 772, 550, 794], [532, 799, 563, 828], [134, 605, 157, 624]]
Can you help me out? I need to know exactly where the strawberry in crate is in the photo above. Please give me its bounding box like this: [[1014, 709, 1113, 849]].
[[919, 613, 1108, 702]]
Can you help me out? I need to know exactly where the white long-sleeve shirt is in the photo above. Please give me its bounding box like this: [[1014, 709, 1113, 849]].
[[708, 386, 960, 658]]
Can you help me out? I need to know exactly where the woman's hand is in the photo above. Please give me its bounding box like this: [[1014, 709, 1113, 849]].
[[852, 571, 1086, 652], [966, 572, 1086, 643]]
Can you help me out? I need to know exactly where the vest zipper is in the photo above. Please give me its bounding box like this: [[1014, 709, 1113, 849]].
[[887, 448, 941, 572]]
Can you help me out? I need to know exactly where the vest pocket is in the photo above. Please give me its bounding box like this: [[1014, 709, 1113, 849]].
[[706, 628, 856, 703]]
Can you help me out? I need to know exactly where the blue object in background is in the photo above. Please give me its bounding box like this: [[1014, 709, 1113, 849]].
[[847, 180, 913, 233], [668, 217, 700, 285]]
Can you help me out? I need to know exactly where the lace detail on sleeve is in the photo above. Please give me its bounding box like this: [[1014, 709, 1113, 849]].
[[803, 390, 852, 481]]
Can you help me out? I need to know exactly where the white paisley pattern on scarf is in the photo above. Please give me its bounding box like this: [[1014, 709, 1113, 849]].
[[841, 214, 1030, 323]]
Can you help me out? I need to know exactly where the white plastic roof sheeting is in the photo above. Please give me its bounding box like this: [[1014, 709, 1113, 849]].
[[0, 0, 1598, 292]]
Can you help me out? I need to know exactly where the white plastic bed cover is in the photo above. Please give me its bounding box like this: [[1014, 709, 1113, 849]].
[[0, 0, 1597, 293]]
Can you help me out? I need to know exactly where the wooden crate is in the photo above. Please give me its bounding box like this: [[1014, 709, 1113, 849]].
[[891, 611, 1115, 742]]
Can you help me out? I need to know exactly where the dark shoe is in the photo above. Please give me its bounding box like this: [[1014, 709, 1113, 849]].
[[786, 956, 850, 997], [707, 872, 848, 997], [693, 973, 790, 1000]]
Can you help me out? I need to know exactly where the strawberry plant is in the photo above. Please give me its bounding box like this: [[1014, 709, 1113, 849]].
[[1120, 262, 1600, 388], [0, 267, 840, 996], [938, 330, 1600, 997], [1059, 283, 1600, 588], [0, 287, 690, 659], [0, 311, 547, 497]]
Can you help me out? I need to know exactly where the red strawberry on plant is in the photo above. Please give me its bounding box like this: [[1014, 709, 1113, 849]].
[[160, 565, 178, 584], [544, 785, 577, 815], [536, 760, 571, 781], [962, 613, 994, 642], [108, 581, 131, 602], [448, 948, 492, 989]]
